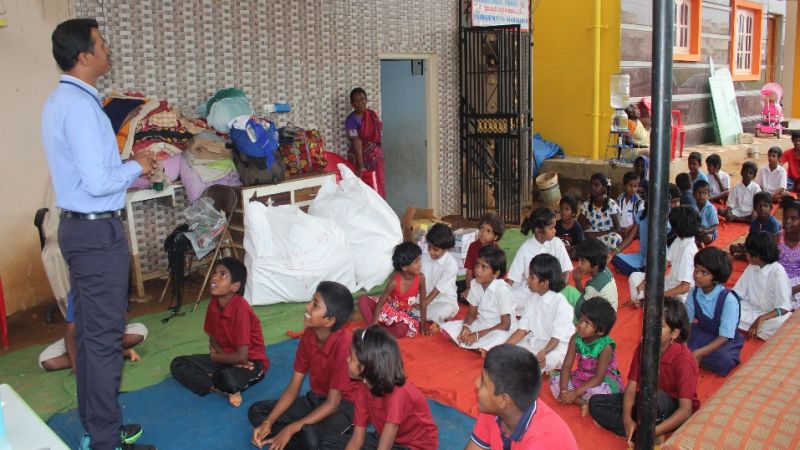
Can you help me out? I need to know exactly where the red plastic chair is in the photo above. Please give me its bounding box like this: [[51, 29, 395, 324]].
[[671, 109, 686, 159]]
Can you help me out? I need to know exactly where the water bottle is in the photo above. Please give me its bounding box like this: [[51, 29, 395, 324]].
[[610, 73, 630, 109]]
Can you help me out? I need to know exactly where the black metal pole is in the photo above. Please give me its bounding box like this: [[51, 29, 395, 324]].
[[636, 0, 672, 448]]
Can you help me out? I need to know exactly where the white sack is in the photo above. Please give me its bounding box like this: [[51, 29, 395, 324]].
[[243, 202, 357, 305], [308, 164, 402, 290]]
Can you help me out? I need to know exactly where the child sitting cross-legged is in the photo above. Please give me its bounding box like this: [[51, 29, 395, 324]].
[[550, 298, 623, 417], [756, 146, 787, 202], [442, 246, 515, 352], [465, 344, 578, 450], [616, 171, 644, 243], [420, 223, 460, 330], [579, 173, 623, 251], [719, 161, 761, 223], [686, 248, 743, 376], [508, 207, 573, 316], [502, 254, 575, 373], [734, 231, 793, 340], [630, 206, 700, 306], [693, 179, 718, 247], [572, 238, 618, 322], [730, 191, 780, 259], [556, 195, 585, 260], [706, 153, 730, 203], [248, 281, 356, 450], [170, 258, 268, 407], [459, 213, 504, 301], [358, 242, 429, 338], [319, 326, 438, 450], [589, 297, 700, 446]]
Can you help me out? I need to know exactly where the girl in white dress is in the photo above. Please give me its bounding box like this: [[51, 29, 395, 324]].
[[441, 246, 515, 352]]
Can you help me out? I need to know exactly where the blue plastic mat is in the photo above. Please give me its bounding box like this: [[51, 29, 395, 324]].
[[48, 339, 475, 450]]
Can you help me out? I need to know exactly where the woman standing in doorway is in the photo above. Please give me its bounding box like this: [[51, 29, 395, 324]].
[[345, 87, 385, 197]]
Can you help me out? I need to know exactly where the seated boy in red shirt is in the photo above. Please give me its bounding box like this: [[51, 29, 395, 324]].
[[780, 131, 800, 192], [170, 257, 268, 407], [248, 281, 356, 450], [467, 344, 578, 450]]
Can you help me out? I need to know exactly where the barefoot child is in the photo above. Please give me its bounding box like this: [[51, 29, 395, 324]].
[[734, 232, 793, 340], [442, 246, 515, 352], [551, 298, 622, 416], [358, 242, 428, 338], [756, 146, 787, 202], [458, 213, 504, 300], [579, 173, 623, 250], [686, 247, 743, 376], [508, 207, 573, 316], [556, 195, 585, 260], [719, 161, 761, 223], [730, 192, 780, 258], [249, 282, 356, 450], [503, 254, 575, 372], [466, 345, 578, 450], [589, 297, 699, 446], [420, 223, 459, 329], [706, 154, 730, 203], [319, 326, 438, 449], [170, 258, 268, 407]]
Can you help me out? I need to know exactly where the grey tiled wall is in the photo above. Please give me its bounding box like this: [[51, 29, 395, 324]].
[[76, 0, 461, 214]]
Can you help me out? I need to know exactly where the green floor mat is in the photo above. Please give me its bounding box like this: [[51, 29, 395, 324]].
[[0, 301, 307, 420], [0, 229, 526, 420]]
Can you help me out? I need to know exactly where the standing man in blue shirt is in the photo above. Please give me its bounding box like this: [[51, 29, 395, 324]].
[[41, 18, 156, 450]]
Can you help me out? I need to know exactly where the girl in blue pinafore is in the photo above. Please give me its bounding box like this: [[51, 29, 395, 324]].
[[686, 247, 743, 376], [551, 298, 623, 416]]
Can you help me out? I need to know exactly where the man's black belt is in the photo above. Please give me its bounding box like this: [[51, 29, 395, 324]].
[[61, 210, 123, 220]]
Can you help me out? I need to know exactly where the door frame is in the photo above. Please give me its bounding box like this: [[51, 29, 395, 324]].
[[379, 53, 441, 215], [766, 14, 777, 83]]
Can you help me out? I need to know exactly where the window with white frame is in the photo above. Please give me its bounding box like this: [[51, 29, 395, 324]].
[[734, 8, 754, 75], [674, 0, 691, 54]]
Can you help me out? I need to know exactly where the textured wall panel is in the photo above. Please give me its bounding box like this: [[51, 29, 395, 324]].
[[76, 0, 460, 214]]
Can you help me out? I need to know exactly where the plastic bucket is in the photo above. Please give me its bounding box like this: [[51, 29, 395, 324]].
[[536, 171, 561, 206]]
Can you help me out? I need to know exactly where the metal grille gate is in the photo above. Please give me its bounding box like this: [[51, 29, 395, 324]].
[[460, 25, 531, 223]]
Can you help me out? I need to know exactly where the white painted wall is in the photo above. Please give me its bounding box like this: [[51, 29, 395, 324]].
[[0, 0, 73, 314]]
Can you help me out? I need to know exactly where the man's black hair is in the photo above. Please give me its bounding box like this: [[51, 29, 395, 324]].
[[668, 206, 701, 238], [529, 253, 565, 292], [705, 153, 722, 168], [693, 247, 732, 284], [392, 242, 422, 272], [352, 326, 405, 396], [478, 245, 507, 278], [216, 257, 247, 295], [425, 223, 456, 250], [316, 281, 354, 332], [580, 298, 617, 336], [479, 213, 505, 240], [52, 18, 99, 72], [575, 238, 609, 271], [484, 344, 542, 411], [521, 207, 555, 236], [675, 173, 692, 192], [350, 87, 367, 102], [663, 296, 690, 343], [744, 231, 780, 264]]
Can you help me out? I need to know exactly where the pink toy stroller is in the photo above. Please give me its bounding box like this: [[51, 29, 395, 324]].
[[755, 83, 784, 138]]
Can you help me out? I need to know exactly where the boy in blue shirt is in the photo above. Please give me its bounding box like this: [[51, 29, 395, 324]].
[[693, 180, 718, 247], [730, 191, 781, 258]]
